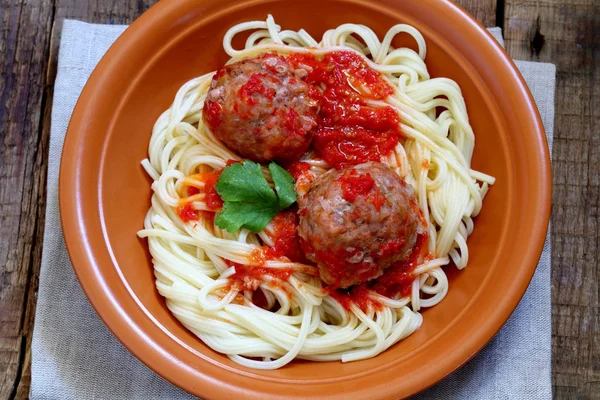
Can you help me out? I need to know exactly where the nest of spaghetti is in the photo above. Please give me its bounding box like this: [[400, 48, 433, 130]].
[[138, 15, 494, 370]]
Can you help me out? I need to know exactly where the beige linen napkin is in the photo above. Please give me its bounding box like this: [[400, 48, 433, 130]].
[[30, 22, 555, 399]]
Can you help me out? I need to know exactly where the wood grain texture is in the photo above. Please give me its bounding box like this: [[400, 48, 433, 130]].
[[11, 21, 59, 400], [0, 2, 159, 399], [456, 0, 498, 27], [0, 1, 54, 399], [504, 0, 600, 398]]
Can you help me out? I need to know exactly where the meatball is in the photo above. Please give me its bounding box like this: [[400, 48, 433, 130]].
[[298, 162, 420, 288], [202, 53, 319, 162]]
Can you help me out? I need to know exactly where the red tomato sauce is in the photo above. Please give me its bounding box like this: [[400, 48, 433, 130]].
[[286, 161, 311, 181], [180, 171, 223, 210], [338, 169, 375, 202], [338, 168, 387, 210], [326, 284, 380, 312], [228, 261, 294, 293], [326, 232, 430, 311], [200, 210, 215, 225], [204, 101, 222, 130], [246, 210, 306, 265], [287, 51, 402, 169], [224, 210, 314, 307], [236, 73, 278, 119], [282, 107, 303, 137], [299, 240, 380, 288], [239, 73, 276, 105], [187, 185, 200, 196], [201, 171, 224, 210], [269, 210, 306, 263], [177, 203, 199, 223], [371, 232, 430, 299], [285, 161, 315, 197], [177, 170, 225, 223]]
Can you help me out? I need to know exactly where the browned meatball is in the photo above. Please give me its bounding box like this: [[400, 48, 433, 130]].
[[298, 162, 420, 288], [202, 53, 318, 162]]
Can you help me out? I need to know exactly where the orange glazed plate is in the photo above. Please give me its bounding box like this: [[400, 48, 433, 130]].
[[59, 1, 551, 399]]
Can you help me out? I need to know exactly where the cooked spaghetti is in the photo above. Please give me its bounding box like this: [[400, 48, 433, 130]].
[[138, 15, 495, 369]]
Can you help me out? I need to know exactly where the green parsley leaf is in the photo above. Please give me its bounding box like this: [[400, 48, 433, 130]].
[[215, 201, 280, 233], [269, 162, 297, 209], [215, 160, 277, 205], [241, 159, 264, 177], [213, 159, 298, 233]]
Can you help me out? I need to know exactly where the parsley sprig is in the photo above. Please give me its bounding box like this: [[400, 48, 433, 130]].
[[214, 160, 297, 233]]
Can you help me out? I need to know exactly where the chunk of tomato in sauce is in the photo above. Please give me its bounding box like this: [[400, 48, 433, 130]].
[[285, 161, 311, 181], [371, 232, 430, 299], [201, 171, 224, 210], [266, 210, 306, 264], [338, 169, 375, 202], [237, 72, 277, 109], [177, 203, 199, 223]]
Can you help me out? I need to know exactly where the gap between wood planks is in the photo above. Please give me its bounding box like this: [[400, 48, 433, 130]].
[[503, 0, 600, 398]]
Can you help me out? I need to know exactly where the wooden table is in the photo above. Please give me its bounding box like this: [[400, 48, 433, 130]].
[[0, 0, 597, 398]]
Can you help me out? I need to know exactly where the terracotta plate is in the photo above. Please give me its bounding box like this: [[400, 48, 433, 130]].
[[59, 0, 551, 398]]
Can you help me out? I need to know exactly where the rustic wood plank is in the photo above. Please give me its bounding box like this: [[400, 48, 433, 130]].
[[0, 0, 55, 399], [455, 0, 498, 28], [11, 19, 59, 399], [504, 1, 600, 399], [1, 2, 163, 399], [0, 0, 161, 398]]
